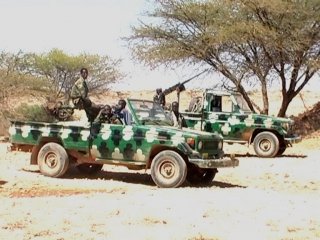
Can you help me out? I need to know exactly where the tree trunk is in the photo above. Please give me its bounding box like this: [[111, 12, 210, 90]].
[[278, 92, 293, 117], [261, 82, 269, 115], [237, 84, 255, 112]]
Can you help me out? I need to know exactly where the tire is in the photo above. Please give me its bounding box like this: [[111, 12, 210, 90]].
[[151, 150, 187, 188], [37, 142, 69, 178], [188, 97, 202, 112], [253, 132, 279, 158], [276, 140, 287, 156], [76, 163, 103, 175], [187, 167, 217, 185], [30, 145, 42, 165]]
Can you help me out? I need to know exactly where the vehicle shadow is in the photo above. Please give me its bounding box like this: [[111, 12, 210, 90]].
[[184, 180, 246, 189], [63, 167, 155, 186], [224, 153, 307, 159], [0, 180, 7, 186], [211, 181, 246, 188], [22, 166, 246, 189]]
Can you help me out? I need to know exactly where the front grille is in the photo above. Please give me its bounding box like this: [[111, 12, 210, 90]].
[[202, 140, 218, 151]]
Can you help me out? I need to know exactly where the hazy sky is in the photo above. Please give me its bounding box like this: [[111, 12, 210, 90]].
[[0, 0, 214, 90], [0, 0, 318, 91]]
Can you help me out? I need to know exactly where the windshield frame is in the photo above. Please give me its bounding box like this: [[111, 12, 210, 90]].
[[231, 94, 252, 113], [127, 99, 173, 126]]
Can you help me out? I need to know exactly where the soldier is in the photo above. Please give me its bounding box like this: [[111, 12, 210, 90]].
[[70, 68, 100, 122], [153, 88, 166, 108], [94, 104, 122, 124], [116, 99, 132, 125], [210, 95, 222, 112], [71, 67, 90, 108], [170, 101, 186, 128]]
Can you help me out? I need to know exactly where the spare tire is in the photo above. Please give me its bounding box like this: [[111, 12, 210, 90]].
[[188, 96, 202, 112]]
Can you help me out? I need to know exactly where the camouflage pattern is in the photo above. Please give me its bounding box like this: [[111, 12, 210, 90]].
[[182, 90, 301, 151], [9, 99, 238, 169]]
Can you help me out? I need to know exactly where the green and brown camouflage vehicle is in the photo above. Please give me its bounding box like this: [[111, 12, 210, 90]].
[[9, 98, 238, 188], [182, 89, 301, 158]]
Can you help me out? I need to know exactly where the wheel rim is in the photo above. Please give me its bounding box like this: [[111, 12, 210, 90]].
[[259, 139, 272, 152], [159, 160, 176, 179], [44, 152, 58, 169]]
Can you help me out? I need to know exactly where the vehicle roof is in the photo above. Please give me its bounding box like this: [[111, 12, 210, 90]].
[[205, 89, 240, 96]]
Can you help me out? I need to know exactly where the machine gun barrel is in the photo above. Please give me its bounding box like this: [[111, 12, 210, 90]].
[[163, 69, 209, 95]]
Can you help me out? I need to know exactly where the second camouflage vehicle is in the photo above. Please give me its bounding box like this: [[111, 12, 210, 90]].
[[9, 98, 238, 188], [182, 89, 301, 158]]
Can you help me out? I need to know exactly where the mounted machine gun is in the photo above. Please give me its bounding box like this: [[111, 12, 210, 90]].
[[162, 69, 209, 105]]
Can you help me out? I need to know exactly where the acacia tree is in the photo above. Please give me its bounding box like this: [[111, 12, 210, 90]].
[[127, 0, 320, 116], [0, 51, 49, 103], [23, 49, 123, 98]]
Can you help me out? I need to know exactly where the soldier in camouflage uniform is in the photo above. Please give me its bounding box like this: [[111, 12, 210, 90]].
[[70, 68, 100, 122], [71, 68, 89, 108]]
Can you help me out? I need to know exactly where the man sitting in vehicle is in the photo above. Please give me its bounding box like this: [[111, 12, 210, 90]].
[[114, 99, 133, 125], [94, 104, 122, 124]]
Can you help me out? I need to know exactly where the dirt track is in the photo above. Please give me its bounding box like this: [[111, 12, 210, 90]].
[[0, 141, 319, 240]]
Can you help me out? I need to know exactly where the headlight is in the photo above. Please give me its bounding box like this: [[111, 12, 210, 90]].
[[218, 141, 223, 149], [198, 141, 203, 150], [282, 122, 290, 131]]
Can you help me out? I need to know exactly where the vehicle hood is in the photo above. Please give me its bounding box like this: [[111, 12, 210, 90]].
[[251, 114, 293, 124]]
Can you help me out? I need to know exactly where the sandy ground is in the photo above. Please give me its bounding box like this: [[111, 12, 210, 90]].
[[0, 137, 319, 240]]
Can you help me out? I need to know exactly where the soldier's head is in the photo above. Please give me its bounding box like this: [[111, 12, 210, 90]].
[[101, 104, 112, 117], [156, 88, 162, 94], [171, 101, 179, 113], [118, 99, 126, 110], [80, 68, 88, 79]]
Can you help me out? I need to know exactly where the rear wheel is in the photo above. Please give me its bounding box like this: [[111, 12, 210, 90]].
[[38, 142, 69, 177], [151, 150, 187, 188], [187, 167, 217, 185], [253, 132, 279, 158], [76, 163, 103, 174]]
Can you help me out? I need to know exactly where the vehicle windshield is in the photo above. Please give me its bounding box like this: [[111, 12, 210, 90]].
[[128, 99, 173, 126], [233, 94, 252, 113]]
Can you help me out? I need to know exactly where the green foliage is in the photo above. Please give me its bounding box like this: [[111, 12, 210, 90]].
[[24, 49, 123, 98], [13, 103, 56, 122], [128, 0, 320, 116], [0, 51, 52, 104]]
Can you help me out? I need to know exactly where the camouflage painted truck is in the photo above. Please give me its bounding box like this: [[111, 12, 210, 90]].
[[9, 98, 238, 188], [182, 89, 301, 158]]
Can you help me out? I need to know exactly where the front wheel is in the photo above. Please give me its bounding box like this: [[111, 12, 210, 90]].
[[253, 132, 279, 158], [151, 150, 187, 188], [38, 142, 69, 177], [276, 140, 287, 156]]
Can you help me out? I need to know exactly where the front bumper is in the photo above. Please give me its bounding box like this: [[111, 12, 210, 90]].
[[284, 135, 301, 145], [189, 156, 239, 169]]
